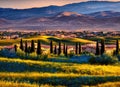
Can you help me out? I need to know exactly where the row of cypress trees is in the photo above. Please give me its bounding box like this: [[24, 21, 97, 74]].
[[19, 39, 42, 55], [18, 39, 68, 56], [50, 41, 82, 56], [15, 39, 119, 56], [95, 39, 119, 55], [50, 41, 68, 56]]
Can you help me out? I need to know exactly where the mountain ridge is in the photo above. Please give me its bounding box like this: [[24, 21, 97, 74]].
[[0, 1, 120, 20], [0, 11, 120, 31], [0, 1, 119, 10], [0, 1, 120, 31]]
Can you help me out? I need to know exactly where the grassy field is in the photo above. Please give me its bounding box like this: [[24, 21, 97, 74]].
[[0, 80, 39, 87], [87, 36, 120, 44], [0, 80, 68, 87], [0, 57, 120, 87], [0, 35, 120, 86], [86, 81, 120, 87], [0, 80, 66, 87], [0, 36, 94, 47], [0, 57, 120, 75], [0, 35, 119, 48], [0, 80, 120, 87]]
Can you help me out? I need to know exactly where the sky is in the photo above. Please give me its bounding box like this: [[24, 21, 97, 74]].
[[0, 0, 119, 9]]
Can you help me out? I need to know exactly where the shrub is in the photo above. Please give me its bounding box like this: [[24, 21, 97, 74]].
[[37, 54, 48, 60], [16, 48, 48, 60], [81, 51, 95, 57], [113, 50, 120, 56], [89, 54, 119, 65], [0, 49, 18, 58], [116, 55, 120, 61], [81, 51, 91, 55], [28, 52, 38, 60], [16, 49, 26, 59], [69, 51, 74, 57]]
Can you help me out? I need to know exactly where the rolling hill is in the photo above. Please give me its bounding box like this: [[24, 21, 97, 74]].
[[0, 35, 94, 47], [0, 11, 120, 31], [87, 11, 120, 18]]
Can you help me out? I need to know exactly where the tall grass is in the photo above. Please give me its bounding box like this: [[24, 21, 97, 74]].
[[0, 57, 120, 75], [0, 72, 120, 87], [0, 57, 120, 86], [0, 80, 38, 87], [86, 81, 120, 87], [0, 80, 66, 87]]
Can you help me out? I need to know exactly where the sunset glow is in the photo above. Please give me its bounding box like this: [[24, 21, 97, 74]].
[[0, 0, 119, 9]]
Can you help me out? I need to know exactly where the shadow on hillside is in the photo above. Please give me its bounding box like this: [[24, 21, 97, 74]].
[[0, 61, 58, 73]]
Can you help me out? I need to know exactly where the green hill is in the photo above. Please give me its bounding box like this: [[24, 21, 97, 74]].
[[0, 36, 95, 47]]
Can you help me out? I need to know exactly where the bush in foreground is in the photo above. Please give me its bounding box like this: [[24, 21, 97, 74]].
[[16, 49, 48, 60], [89, 54, 119, 65], [116, 55, 120, 61]]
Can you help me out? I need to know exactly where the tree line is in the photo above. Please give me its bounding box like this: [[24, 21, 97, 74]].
[[14, 39, 120, 56]]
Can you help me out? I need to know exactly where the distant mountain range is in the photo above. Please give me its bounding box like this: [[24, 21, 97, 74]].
[[0, 1, 120, 31], [0, 1, 120, 20], [87, 11, 120, 18]]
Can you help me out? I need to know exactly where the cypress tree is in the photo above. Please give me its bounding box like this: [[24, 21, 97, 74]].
[[95, 40, 100, 55], [54, 45, 57, 54], [31, 40, 35, 53], [101, 39, 105, 55], [63, 43, 66, 54], [65, 45, 68, 57], [79, 43, 82, 54], [116, 39, 119, 55], [14, 44, 17, 52], [20, 39, 23, 51], [37, 40, 42, 55], [75, 42, 78, 55], [25, 41, 28, 53], [58, 41, 61, 55], [50, 41, 53, 54]]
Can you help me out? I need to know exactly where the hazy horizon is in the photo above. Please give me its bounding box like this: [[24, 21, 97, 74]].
[[0, 0, 119, 9]]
